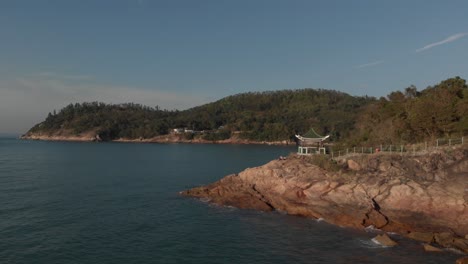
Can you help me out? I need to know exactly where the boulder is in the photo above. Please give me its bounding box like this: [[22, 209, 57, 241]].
[[453, 238, 468, 253], [94, 134, 103, 142], [372, 234, 398, 247], [364, 210, 388, 229], [408, 232, 434, 243], [434, 232, 454, 247], [347, 159, 361, 171], [423, 243, 443, 252]]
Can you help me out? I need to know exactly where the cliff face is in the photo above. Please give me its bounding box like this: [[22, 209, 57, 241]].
[[182, 146, 468, 252]]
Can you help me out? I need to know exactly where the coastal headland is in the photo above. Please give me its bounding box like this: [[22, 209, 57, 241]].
[[182, 146, 468, 254]]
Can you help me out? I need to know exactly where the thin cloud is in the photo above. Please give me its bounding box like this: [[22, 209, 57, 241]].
[[355, 60, 384, 69], [0, 74, 208, 133], [34, 71, 92, 80], [416, 33, 468, 52], [13, 75, 206, 110]]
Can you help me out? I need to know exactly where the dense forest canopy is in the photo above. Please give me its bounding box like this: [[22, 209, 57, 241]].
[[172, 89, 372, 141], [349, 76, 468, 145], [27, 77, 468, 144]]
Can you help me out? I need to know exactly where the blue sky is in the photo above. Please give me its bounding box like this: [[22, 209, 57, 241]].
[[1, 0, 467, 133]]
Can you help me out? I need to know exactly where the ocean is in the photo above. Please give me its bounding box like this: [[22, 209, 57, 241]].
[[0, 138, 460, 263]]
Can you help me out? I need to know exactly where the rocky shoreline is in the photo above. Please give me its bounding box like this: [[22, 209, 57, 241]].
[[20, 133, 293, 146], [181, 146, 468, 257]]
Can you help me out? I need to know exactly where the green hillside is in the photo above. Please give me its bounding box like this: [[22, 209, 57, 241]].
[[26, 89, 373, 142], [172, 89, 372, 141], [25, 77, 468, 144]]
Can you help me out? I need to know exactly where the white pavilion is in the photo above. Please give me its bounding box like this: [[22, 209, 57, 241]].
[[296, 128, 330, 155]]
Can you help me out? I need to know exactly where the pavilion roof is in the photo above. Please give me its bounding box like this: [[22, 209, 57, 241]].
[[295, 128, 330, 144], [302, 128, 325, 139]]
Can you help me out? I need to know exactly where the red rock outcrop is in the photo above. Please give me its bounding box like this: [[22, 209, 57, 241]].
[[182, 146, 468, 253]]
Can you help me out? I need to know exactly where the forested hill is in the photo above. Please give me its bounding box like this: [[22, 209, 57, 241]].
[[175, 89, 372, 141], [347, 76, 468, 145], [24, 77, 468, 144], [24, 89, 372, 142]]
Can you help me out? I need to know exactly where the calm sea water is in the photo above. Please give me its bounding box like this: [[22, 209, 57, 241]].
[[0, 138, 461, 264]]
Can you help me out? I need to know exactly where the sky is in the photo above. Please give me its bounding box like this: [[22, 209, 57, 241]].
[[1, 0, 468, 134]]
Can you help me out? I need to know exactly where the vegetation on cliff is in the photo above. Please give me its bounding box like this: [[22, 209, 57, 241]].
[[25, 77, 468, 143], [349, 77, 468, 145], [29, 102, 175, 140]]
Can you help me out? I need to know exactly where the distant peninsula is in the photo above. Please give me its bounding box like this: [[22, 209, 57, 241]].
[[21, 88, 371, 144], [21, 77, 468, 146]]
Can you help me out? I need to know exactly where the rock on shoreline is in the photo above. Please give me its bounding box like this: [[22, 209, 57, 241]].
[[20, 132, 293, 145], [181, 146, 468, 253]]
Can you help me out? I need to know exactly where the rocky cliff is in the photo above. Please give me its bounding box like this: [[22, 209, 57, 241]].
[[182, 146, 468, 253], [20, 130, 100, 142]]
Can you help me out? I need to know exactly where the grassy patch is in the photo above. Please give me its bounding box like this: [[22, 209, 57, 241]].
[[304, 155, 342, 172]]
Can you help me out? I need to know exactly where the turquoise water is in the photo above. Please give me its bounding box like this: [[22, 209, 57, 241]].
[[0, 138, 460, 263]]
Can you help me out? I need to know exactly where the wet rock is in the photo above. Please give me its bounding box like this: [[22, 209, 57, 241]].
[[434, 232, 454, 247], [408, 232, 434, 243], [456, 256, 468, 264], [423, 243, 443, 252], [453, 238, 468, 253], [363, 209, 388, 229], [372, 234, 398, 247]]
